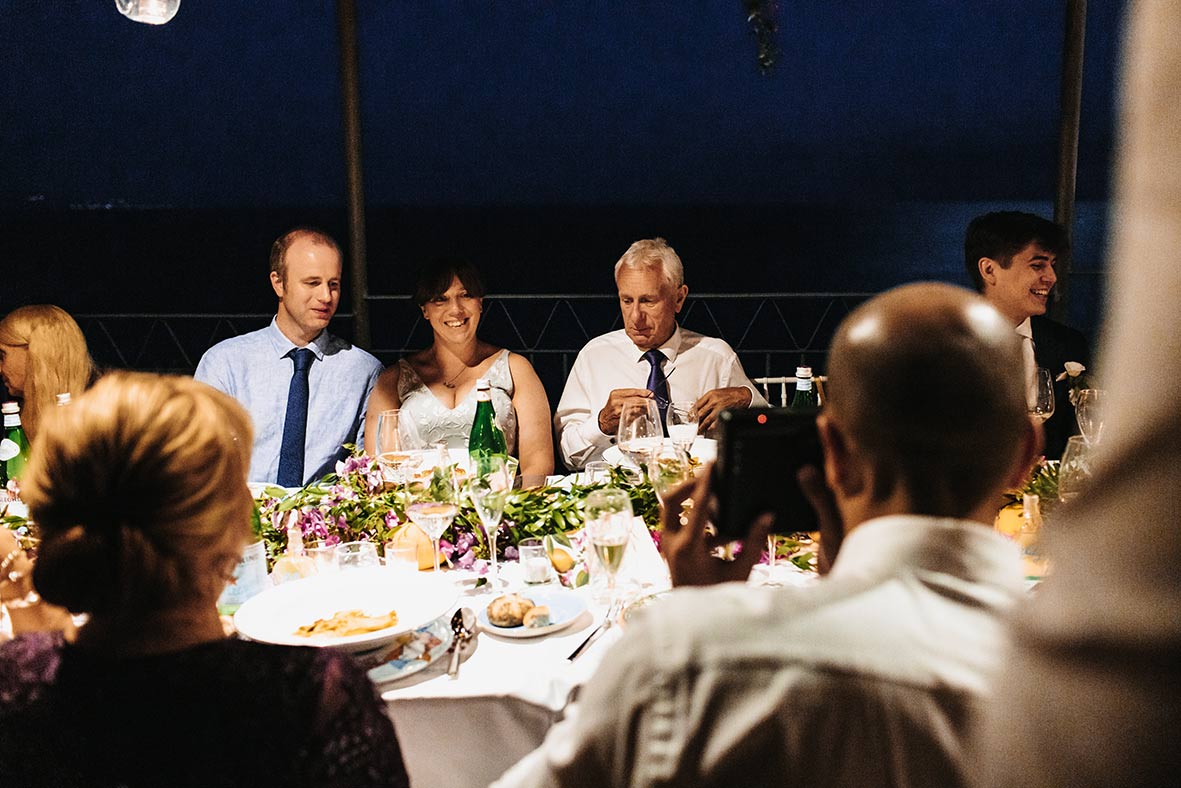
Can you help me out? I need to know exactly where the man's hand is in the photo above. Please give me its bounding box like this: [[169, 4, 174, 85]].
[[797, 465, 844, 575], [597, 388, 654, 435], [659, 469, 774, 587], [693, 386, 754, 434]]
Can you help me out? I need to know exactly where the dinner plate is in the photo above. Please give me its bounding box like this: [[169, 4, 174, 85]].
[[477, 589, 587, 638], [602, 437, 716, 468], [364, 614, 454, 682], [234, 567, 458, 653]]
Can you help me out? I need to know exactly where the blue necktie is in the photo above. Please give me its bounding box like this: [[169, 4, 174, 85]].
[[643, 349, 669, 428], [277, 348, 315, 487]]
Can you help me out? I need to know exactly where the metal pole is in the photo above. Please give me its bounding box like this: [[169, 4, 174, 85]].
[[336, 0, 371, 348], [1052, 0, 1087, 322]]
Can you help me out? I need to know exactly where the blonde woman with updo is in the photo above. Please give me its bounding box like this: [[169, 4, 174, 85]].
[[0, 305, 94, 441], [0, 373, 409, 788]]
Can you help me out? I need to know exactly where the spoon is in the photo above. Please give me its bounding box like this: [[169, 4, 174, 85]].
[[447, 607, 476, 678]]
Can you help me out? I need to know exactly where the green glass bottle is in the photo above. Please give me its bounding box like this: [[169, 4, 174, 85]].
[[0, 402, 31, 488], [789, 366, 820, 412], [468, 378, 507, 464]]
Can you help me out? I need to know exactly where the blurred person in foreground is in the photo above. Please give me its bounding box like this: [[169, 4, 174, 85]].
[[973, 2, 1181, 785], [496, 282, 1039, 788], [0, 372, 409, 788], [0, 305, 93, 441], [364, 257, 553, 477], [554, 237, 765, 470], [196, 228, 382, 486], [964, 211, 1090, 459]]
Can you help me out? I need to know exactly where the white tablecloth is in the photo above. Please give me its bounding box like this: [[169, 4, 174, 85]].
[[379, 574, 624, 788]]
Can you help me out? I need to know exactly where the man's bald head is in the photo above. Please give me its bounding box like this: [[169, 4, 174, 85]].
[[825, 283, 1028, 516]]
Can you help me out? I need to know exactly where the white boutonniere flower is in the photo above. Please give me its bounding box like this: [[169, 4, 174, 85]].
[[1056, 361, 1086, 382]]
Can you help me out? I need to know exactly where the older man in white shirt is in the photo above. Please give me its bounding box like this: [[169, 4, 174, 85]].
[[554, 238, 765, 470]]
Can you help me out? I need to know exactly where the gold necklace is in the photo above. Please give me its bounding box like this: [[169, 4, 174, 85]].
[[441, 365, 468, 389]]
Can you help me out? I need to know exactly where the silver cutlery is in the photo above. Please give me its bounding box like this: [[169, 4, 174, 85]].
[[447, 607, 476, 678], [566, 599, 621, 661]]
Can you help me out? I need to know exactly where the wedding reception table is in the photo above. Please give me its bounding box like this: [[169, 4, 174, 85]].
[[379, 575, 621, 787]]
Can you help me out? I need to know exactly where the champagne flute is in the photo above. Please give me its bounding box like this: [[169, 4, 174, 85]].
[[616, 399, 663, 470], [1028, 368, 1056, 424], [666, 401, 699, 455], [375, 409, 424, 487], [584, 488, 633, 610], [1075, 388, 1106, 445], [465, 454, 511, 589], [1058, 435, 1092, 504], [646, 444, 692, 504], [406, 466, 459, 573]]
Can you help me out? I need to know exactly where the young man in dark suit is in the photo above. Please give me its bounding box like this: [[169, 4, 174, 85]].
[[965, 211, 1092, 459]]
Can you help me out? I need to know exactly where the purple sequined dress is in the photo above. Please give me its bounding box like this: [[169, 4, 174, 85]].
[[0, 632, 409, 788]]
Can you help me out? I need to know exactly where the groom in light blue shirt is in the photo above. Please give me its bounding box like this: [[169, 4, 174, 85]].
[[195, 228, 382, 485]]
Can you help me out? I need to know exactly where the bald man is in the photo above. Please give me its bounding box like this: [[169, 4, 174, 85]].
[[495, 283, 1039, 788]]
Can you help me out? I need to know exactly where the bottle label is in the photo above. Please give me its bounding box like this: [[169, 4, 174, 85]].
[[0, 439, 19, 462], [2, 415, 19, 428], [796, 379, 812, 391]]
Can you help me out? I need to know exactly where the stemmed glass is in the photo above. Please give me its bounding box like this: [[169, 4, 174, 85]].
[[405, 466, 459, 573], [1075, 388, 1107, 445], [465, 454, 511, 589], [1058, 435, 1093, 504], [375, 409, 424, 488], [584, 488, 633, 610], [616, 399, 663, 471], [646, 444, 693, 504], [1028, 368, 1056, 425], [666, 401, 699, 455]]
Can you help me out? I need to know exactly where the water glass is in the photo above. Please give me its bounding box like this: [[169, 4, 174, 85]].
[[518, 538, 552, 584], [617, 399, 663, 468], [583, 461, 611, 485], [1075, 388, 1107, 445], [666, 401, 699, 453], [384, 543, 419, 575], [1058, 435, 1093, 504], [305, 541, 339, 574], [336, 541, 380, 571], [1028, 367, 1056, 424]]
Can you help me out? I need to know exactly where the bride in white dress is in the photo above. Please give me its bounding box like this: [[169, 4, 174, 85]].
[[364, 259, 554, 478]]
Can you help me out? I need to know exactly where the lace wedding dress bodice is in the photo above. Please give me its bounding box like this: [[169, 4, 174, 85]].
[[396, 349, 518, 453]]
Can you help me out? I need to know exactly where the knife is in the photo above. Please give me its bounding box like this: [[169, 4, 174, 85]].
[[566, 600, 621, 661]]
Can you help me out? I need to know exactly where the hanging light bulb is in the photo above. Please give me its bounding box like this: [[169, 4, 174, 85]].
[[115, 0, 181, 25]]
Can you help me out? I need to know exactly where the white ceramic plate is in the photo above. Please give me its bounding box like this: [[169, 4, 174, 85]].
[[477, 589, 587, 638], [602, 437, 716, 467], [234, 567, 458, 653]]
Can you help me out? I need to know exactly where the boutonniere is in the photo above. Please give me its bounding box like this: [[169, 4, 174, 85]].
[[1055, 362, 1090, 405]]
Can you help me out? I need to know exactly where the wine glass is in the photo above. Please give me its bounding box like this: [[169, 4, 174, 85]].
[[1075, 388, 1106, 445], [375, 409, 424, 487], [584, 488, 633, 610], [405, 466, 459, 573], [1028, 368, 1056, 424], [666, 401, 699, 455], [616, 399, 663, 470], [1058, 435, 1093, 505], [646, 444, 692, 504], [465, 454, 511, 589]]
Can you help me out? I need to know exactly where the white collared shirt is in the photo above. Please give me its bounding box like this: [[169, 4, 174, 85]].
[[494, 515, 1025, 788], [553, 326, 765, 469]]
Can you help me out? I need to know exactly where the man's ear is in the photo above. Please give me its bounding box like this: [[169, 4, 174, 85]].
[[978, 257, 999, 288], [817, 414, 864, 499], [270, 270, 285, 299], [673, 284, 688, 313]]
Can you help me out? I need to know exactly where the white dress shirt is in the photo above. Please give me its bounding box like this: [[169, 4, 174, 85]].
[[554, 326, 765, 469], [494, 515, 1024, 788]]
